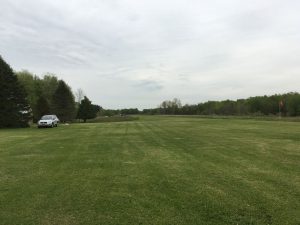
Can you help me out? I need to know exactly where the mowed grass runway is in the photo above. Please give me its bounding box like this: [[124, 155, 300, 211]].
[[0, 116, 299, 225]]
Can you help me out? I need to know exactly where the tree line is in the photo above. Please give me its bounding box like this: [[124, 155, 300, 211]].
[[98, 108, 140, 117], [0, 56, 100, 128], [99, 93, 300, 117], [142, 94, 300, 116]]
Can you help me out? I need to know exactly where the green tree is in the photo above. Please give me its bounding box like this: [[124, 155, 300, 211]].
[[0, 56, 30, 127], [52, 80, 76, 122], [16, 70, 39, 106], [16, 70, 42, 122], [286, 93, 300, 116], [36, 96, 50, 120], [17, 71, 59, 122], [40, 74, 59, 103], [159, 98, 182, 114], [77, 96, 99, 122]]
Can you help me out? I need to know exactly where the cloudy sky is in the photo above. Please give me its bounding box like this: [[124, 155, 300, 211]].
[[1, 0, 300, 109]]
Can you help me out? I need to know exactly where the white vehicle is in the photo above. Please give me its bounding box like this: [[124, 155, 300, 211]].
[[38, 115, 59, 128]]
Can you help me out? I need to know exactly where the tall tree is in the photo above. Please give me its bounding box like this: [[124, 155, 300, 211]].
[[40, 74, 59, 103], [36, 96, 50, 120], [16, 70, 40, 106], [52, 80, 76, 122], [17, 70, 42, 122], [77, 96, 99, 122], [0, 56, 30, 127]]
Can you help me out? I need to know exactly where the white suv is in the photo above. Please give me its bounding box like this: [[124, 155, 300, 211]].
[[38, 115, 60, 128]]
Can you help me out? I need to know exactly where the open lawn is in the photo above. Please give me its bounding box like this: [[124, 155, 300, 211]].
[[0, 116, 299, 225]]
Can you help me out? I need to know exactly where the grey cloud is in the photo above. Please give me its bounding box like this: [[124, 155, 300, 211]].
[[0, 0, 300, 109], [133, 80, 164, 91]]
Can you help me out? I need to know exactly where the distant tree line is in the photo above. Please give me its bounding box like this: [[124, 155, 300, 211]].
[[97, 94, 300, 118], [142, 94, 300, 116], [0, 56, 101, 127], [98, 108, 139, 117]]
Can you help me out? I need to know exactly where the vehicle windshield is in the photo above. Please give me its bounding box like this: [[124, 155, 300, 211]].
[[41, 115, 53, 120]]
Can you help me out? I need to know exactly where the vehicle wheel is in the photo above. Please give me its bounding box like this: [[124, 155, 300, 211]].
[[55, 123, 58, 127]]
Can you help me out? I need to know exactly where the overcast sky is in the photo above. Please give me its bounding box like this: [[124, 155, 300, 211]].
[[1, 0, 300, 109]]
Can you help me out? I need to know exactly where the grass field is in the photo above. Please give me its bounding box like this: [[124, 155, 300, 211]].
[[0, 116, 299, 225]]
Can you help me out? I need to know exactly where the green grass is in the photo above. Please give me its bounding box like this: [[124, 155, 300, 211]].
[[85, 115, 139, 123], [0, 116, 299, 225]]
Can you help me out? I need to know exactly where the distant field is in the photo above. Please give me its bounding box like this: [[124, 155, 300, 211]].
[[0, 116, 299, 225]]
